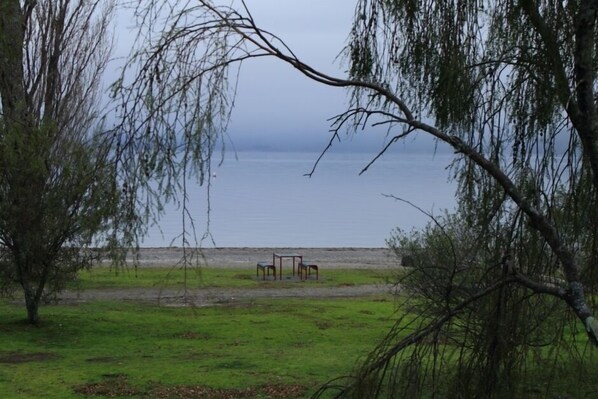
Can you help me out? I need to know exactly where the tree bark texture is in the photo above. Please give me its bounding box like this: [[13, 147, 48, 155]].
[[0, 0, 27, 126]]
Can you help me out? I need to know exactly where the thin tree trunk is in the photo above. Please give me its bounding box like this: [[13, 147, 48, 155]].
[[23, 285, 40, 324], [18, 258, 49, 325]]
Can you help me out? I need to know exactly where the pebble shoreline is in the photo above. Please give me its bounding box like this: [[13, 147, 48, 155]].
[[128, 247, 398, 269]]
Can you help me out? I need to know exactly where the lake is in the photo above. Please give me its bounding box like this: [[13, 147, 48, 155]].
[[142, 150, 458, 248]]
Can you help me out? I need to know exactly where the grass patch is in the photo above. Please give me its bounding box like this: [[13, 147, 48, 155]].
[[0, 296, 396, 398], [1, 292, 596, 398], [5, 266, 592, 398], [70, 266, 390, 290]]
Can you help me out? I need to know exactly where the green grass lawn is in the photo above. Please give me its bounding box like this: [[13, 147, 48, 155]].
[[2, 266, 597, 399], [0, 266, 396, 398], [0, 296, 395, 399], [70, 266, 391, 290]]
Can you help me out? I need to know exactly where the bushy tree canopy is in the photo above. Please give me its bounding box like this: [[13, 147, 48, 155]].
[[0, 0, 124, 323], [0, 0, 218, 324]]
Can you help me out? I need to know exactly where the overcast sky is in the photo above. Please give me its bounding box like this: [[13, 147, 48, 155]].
[[112, 1, 440, 154], [221, 0, 361, 152]]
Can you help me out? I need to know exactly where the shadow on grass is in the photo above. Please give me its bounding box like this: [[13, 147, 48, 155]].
[[0, 351, 59, 363]]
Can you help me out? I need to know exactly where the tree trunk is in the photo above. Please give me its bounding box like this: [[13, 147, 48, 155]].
[[18, 258, 48, 325], [23, 285, 40, 325], [0, 0, 27, 125], [25, 295, 39, 325]]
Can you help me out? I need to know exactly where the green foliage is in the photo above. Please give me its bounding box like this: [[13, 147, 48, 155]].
[[0, 0, 126, 323], [350, 0, 568, 137], [336, 212, 595, 398], [0, 121, 122, 320]]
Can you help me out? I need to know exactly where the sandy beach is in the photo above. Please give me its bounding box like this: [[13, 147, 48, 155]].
[[129, 247, 398, 269]]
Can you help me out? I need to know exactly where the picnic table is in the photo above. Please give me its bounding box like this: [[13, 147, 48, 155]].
[[273, 252, 302, 280]]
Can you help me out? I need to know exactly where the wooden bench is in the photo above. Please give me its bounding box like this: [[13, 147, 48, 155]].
[[256, 261, 276, 280], [298, 261, 319, 280]]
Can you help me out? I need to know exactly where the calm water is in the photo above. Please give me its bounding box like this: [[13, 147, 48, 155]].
[[142, 151, 457, 248]]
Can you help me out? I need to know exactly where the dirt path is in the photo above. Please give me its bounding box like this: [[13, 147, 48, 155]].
[[58, 283, 395, 307]]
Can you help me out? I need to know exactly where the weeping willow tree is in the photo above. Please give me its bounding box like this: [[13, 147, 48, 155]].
[[326, 1, 598, 397], [125, 0, 598, 396]]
